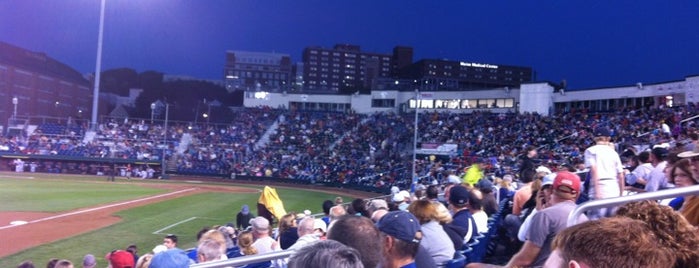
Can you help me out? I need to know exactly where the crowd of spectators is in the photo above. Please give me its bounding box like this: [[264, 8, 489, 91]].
[[2, 103, 698, 190]]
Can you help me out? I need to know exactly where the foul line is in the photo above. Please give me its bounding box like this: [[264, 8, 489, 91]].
[[152, 217, 198, 234], [0, 188, 198, 230]]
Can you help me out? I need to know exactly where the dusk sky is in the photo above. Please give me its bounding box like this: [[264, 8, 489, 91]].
[[1, 1, 698, 89]]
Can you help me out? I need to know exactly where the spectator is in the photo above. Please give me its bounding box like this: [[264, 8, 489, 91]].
[[54, 260, 72, 268], [512, 168, 536, 217], [250, 216, 276, 254], [667, 159, 697, 211], [375, 211, 424, 268], [216, 225, 238, 256], [366, 199, 389, 217], [425, 185, 451, 221], [288, 217, 321, 250], [470, 171, 588, 268], [475, 179, 498, 216], [467, 188, 489, 233], [328, 215, 384, 268], [321, 200, 334, 226], [519, 146, 538, 182], [152, 245, 168, 255], [288, 240, 363, 268], [46, 258, 58, 268], [236, 204, 254, 230], [584, 126, 624, 219], [678, 150, 699, 224], [616, 200, 699, 267], [163, 234, 178, 250], [646, 147, 670, 192], [277, 213, 299, 250], [148, 249, 191, 268], [393, 190, 411, 211], [106, 250, 135, 268], [16, 260, 34, 268], [229, 230, 256, 258], [517, 173, 556, 242], [231, 230, 272, 268], [448, 185, 478, 243], [196, 239, 226, 263], [545, 217, 675, 268], [313, 218, 328, 238], [624, 151, 653, 189], [371, 208, 390, 223], [81, 254, 96, 268], [125, 244, 138, 265], [407, 199, 455, 264], [134, 254, 153, 268], [350, 198, 369, 217]]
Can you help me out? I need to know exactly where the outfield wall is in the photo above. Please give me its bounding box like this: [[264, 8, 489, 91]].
[[0, 153, 389, 195]]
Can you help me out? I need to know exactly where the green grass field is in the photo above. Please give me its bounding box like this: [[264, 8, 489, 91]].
[[0, 173, 355, 267]]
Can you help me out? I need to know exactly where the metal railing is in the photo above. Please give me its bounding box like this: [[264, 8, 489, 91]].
[[190, 249, 294, 268], [567, 184, 699, 226]]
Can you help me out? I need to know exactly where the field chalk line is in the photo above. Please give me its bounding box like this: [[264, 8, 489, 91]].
[[0, 187, 198, 230], [152, 217, 198, 234]]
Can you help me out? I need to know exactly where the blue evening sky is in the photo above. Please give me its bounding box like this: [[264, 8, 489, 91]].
[[1, 1, 698, 89]]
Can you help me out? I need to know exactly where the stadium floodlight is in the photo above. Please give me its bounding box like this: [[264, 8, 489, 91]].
[[12, 97, 18, 120], [161, 103, 169, 178], [150, 102, 156, 124], [90, 0, 106, 131]]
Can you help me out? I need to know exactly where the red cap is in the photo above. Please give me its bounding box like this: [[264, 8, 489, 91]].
[[553, 171, 581, 194], [108, 250, 134, 268]]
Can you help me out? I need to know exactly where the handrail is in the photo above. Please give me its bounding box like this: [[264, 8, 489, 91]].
[[190, 249, 295, 268], [680, 114, 699, 123], [567, 184, 699, 226]]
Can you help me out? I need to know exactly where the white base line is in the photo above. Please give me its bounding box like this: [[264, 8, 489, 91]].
[[0, 188, 198, 230], [152, 217, 198, 234]]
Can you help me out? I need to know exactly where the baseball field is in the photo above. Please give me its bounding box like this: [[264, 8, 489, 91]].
[[0, 172, 366, 267]]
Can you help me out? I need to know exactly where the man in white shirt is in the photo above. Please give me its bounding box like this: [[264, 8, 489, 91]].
[[584, 126, 624, 219], [645, 147, 669, 192], [250, 216, 276, 254], [624, 151, 653, 188]]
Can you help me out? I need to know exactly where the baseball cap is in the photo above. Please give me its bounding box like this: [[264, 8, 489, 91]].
[[313, 218, 327, 233], [651, 147, 669, 159], [376, 211, 422, 244], [82, 254, 96, 268], [553, 171, 581, 194], [593, 126, 611, 137], [367, 199, 388, 211], [448, 185, 470, 206], [250, 216, 270, 231], [542, 173, 557, 187], [241, 204, 250, 215], [503, 174, 513, 182], [152, 244, 168, 254], [392, 191, 409, 202], [536, 166, 552, 175], [107, 250, 134, 268], [149, 249, 191, 268], [447, 175, 461, 184], [475, 179, 494, 191], [678, 146, 699, 159]]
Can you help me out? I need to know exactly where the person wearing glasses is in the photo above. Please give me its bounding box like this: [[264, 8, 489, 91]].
[[673, 150, 699, 226]]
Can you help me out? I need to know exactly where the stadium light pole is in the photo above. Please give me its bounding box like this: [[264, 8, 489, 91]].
[[412, 89, 419, 190], [150, 102, 156, 124], [90, 0, 106, 130], [161, 103, 169, 178], [12, 97, 18, 121]]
